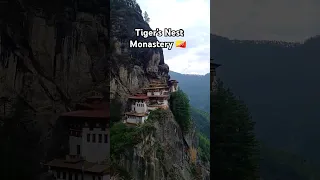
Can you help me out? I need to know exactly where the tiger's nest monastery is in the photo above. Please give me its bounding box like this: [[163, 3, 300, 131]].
[[123, 79, 179, 125]]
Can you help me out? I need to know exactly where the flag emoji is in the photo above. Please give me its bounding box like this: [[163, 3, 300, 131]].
[[175, 40, 186, 48]]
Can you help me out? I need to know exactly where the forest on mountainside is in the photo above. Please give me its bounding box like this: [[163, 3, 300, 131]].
[[169, 71, 210, 113], [212, 34, 320, 179]]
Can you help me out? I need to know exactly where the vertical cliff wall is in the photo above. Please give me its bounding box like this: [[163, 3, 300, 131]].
[[0, 0, 169, 121]]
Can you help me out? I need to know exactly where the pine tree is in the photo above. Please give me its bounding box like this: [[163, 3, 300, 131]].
[[212, 80, 259, 179], [143, 11, 150, 23], [170, 89, 191, 133]]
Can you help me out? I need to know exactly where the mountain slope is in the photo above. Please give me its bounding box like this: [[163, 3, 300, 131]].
[[169, 71, 210, 112], [191, 107, 210, 138], [211, 34, 320, 179], [211, 34, 320, 160]]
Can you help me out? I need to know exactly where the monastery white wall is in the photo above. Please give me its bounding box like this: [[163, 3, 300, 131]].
[[78, 127, 110, 163], [162, 100, 168, 105], [162, 90, 169, 95], [131, 101, 147, 113], [127, 115, 147, 124]]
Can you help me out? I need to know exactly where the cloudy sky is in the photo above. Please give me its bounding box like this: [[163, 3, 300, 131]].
[[211, 0, 320, 42], [137, 0, 210, 75]]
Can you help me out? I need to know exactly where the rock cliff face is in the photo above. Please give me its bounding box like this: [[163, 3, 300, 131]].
[[117, 110, 192, 180], [0, 0, 168, 121], [0, 1, 110, 125], [109, 0, 169, 102], [0, 1, 204, 179]]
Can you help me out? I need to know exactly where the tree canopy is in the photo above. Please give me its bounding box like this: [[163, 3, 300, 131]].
[[169, 89, 192, 133], [212, 80, 259, 179]]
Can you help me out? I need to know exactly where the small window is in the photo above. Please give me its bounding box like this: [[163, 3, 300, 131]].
[[104, 134, 108, 143], [87, 134, 90, 142], [101, 127, 106, 131], [98, 134, 102, 143], [77, 145, 80, 155], [92, 134, 96, 142]]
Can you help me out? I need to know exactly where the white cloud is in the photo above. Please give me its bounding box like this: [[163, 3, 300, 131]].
[[137, 0, 210, 75]]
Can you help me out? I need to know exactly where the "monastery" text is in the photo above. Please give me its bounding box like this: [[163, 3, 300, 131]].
[[129, 40, 174, 50]]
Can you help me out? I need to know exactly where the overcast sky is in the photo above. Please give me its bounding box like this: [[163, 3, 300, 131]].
[[211, 0, 320, 42], [137, 0, 210, 75], [137, 0, 320, 74]]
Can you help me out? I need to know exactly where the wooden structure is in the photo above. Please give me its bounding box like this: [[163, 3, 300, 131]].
[[210, 58, 221, 92]]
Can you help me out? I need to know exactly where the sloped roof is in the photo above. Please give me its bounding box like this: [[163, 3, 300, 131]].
[[142, 86, 169, 90], [128, 96, 149, 100], [148, 95, 169, 98], [60, 110, 109, 119]]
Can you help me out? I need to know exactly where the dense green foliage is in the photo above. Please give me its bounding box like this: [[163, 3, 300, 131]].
[[212, 80, 259, 180], [191, 107, 210, 138], [169, 89, 192, 133], [169, 71, 210, 112], [190, 107, 210, 163], [110, 123, 141, 158], [197, 132, 210, 163], [0, 98, 42, 180], [110, 107, 157, 158]]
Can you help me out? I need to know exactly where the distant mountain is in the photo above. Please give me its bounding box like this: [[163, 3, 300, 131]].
[[211, 34, 320, 179], [169, 71, 210, 113], [190, 107, 210, 138]]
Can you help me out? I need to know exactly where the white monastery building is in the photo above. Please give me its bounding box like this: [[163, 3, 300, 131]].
[[124, 95, 149, 125], [124, 79, 178, 125], [46, 97, 110, 180]]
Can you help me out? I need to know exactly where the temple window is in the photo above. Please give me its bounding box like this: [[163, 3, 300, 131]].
[[87, 134, 90, 142], [98, 134, 102, 143]]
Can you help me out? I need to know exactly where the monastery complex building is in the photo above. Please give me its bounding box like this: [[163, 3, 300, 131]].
[[124, 79, 179, 125]]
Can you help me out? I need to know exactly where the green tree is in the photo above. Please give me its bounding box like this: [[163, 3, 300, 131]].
[[212, 80, 259, 179], [169, 89, 191, 133], [198, 132, 210, 163], [0, 98, 42, 180], [143, 11, 150, 23]]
